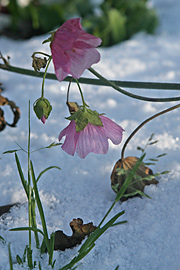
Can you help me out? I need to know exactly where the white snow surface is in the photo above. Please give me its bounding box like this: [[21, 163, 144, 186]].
[[0, 0, 180, 269]]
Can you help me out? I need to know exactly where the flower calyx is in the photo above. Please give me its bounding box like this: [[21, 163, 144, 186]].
[[33, 97, 52, 124], [66, 108, 103, 132]]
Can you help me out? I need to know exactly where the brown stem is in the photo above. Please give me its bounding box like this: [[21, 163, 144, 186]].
[[121, 103, 180, 160]]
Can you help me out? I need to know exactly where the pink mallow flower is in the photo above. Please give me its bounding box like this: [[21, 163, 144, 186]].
[[58, 115, 124, 158], [50, 18, 102, 81]]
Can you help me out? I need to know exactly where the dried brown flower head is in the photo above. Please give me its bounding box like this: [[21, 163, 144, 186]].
[[111, 156, 158, 201]]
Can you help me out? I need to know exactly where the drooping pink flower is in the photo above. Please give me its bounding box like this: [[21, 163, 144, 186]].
[[58, 115, 124, 158], [50, 18, 102, 82]]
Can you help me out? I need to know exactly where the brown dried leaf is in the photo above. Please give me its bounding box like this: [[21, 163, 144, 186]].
[[54, 218, 97, 251], [66, 101, 81, 115], [32, 56, 47, 72], [0, 108, 6, 131], [0, 203, 19, 217], [111, 156, 158, 201], [0, 93, 20, 131]]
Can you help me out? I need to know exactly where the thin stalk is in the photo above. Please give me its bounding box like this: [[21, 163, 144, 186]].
[[88, 67, 180, 102], [98, 201, 116, 228], [121, 103, 180, 160], [41, 57, 52, 98], [75, 79, 89, 109], [31, 52, 51, 58], [66, 77, 73, 104], [28, 100, 32, 252], [1, 63, 180, 101]]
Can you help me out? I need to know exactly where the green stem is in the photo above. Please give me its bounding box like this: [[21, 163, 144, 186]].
[[88, 67, 180, 102], [98, 201, 116, 228], [27, 100, 32, 253], [31, 52, 51, 58], [121, 103, 180, 160], [75, 79, 88, 109], [1, 63, 180, 102], [41, 57, 52, 98]]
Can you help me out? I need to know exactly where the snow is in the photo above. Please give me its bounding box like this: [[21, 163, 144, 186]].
[[0, 0, 180, 269]]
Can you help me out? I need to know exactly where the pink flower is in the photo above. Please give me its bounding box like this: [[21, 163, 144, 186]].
[[50, 18, 102, 81], [58, 115, 124, 158]]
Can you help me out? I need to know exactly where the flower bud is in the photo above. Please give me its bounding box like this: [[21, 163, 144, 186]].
[[33, 98, 52, 124]]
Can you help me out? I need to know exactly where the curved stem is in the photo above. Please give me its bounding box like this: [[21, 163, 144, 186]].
[[75, 79, 89, 109], [41, 57, 52, 97], [66, 78, 73, 104], [1, 63, 180, 94], [121, 103, 180, 160], [88, 67, 180, 102], [28, 100, 32, 251], [31, 52, 51, 58]]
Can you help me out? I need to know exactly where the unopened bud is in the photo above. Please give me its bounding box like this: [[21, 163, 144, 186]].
[[33, 98, 52, 124]]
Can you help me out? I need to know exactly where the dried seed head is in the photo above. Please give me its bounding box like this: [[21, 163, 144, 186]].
[[32, 56, 47, 72], [111, 156, 158, 201]]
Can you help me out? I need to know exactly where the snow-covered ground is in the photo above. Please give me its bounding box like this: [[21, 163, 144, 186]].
[[0, 0, 180, 269]]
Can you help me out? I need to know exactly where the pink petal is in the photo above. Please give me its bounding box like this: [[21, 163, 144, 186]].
[[51, 18, 102, 81], [76, 123, 108, 158], [67, 47, 100, 78], [41, 115, 46, 124], [51, 44, 71, 81], [58, 121, 79, 156], [76, 32, 102, 48], [100, 115, 124, 145]]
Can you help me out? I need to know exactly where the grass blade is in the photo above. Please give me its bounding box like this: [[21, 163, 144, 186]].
[[15, 153, 28, 197], [36, 166, 61, 183]]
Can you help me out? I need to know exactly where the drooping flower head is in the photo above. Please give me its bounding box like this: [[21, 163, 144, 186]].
[[49, 18, 102, 81], [58, 108, 124, 158]]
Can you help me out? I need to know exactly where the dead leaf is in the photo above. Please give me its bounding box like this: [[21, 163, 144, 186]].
[[54, 218, 97, 251], [111, 156, 158, 201], [0, 203, 19, 217], [0, 93, 20, 131], [32, 56, 47, 72]]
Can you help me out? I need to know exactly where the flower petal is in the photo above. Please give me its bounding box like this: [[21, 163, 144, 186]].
[[58, 121, 79, 156], [100, 115, 124, 145], [50, 18, 101, 81], [76, 123, 108, 158], [51, 44, 71, 81], [67, 48, 101, 78]]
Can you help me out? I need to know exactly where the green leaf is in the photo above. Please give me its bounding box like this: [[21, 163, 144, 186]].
[[86, 109, 103, 126], [161, 170, 170, 174], [137, 146, 144, 152], [156, 153, 167, 158], [149, 140, 158, 145], [3, 149, 19, 154], [148, 133, 154, 141], [8, 243, 13, 270], [49, 232, 55, 266], [36, 166, 61, 183], [30, 161, 50, 254], [16, 255, 23, 265], [115, 153, 146, 203], [0, 235, 5, 242], [10, 226, 44, 236], [15, 153, 28, 197]]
